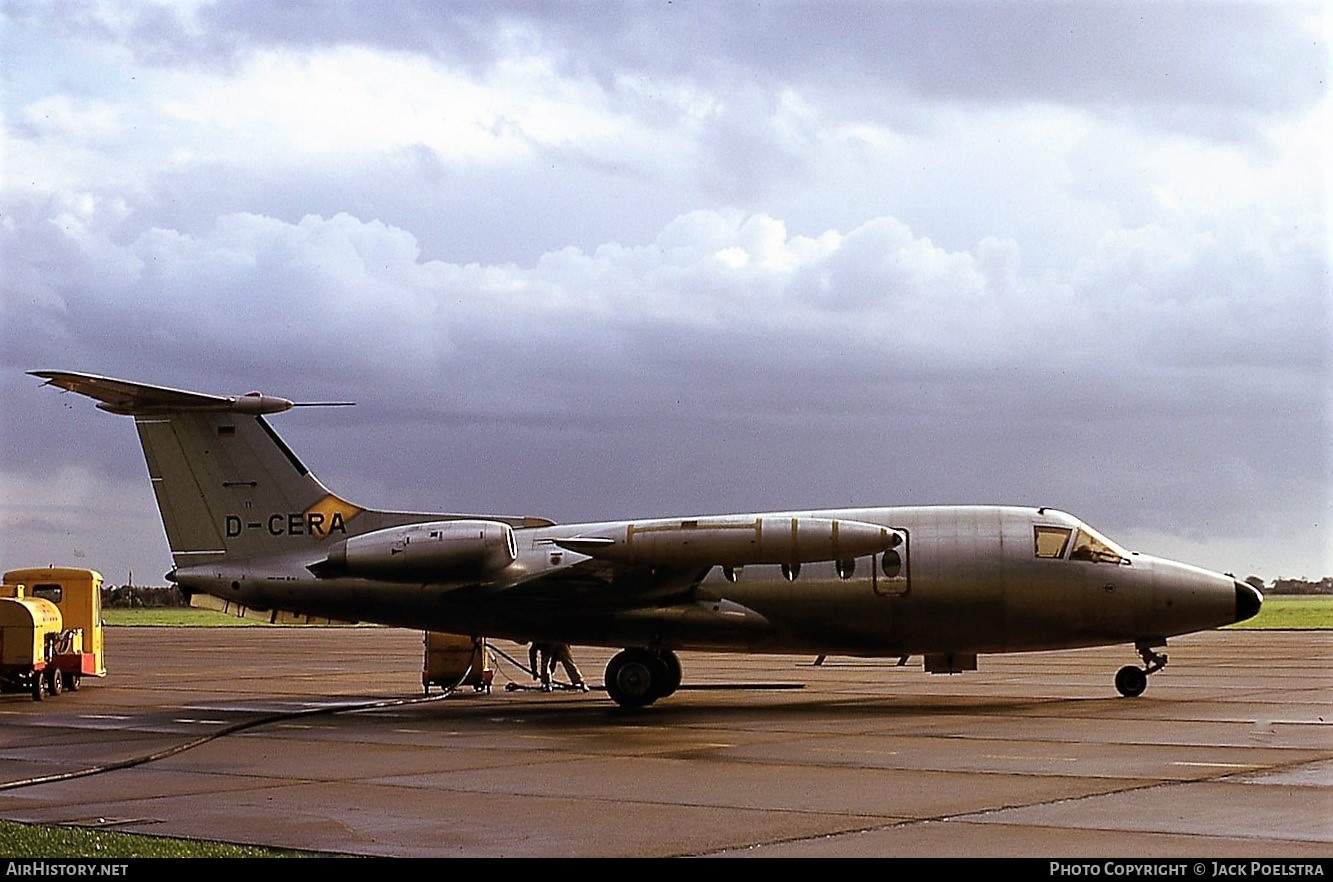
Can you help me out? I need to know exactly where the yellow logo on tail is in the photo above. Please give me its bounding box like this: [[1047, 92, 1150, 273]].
[[305, 495, 362, 538]]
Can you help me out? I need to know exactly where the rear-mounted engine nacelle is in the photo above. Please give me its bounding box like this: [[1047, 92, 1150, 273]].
[[321, 520, 516, 581]]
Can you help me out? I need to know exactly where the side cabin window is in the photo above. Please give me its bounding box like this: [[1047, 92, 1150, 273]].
[[1034, 526, 1072, 559]]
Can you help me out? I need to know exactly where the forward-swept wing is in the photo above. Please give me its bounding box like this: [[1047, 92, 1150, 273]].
[[30, 370, 1262, 707]]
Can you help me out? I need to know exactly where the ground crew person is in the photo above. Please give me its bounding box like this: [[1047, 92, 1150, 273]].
[[548, 642, 588, 692], [528, 641, 553, 690], [528, 641, 588, 692]]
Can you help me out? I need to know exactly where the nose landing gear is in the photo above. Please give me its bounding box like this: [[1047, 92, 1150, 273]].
[[1115, 642, 1168, 697]]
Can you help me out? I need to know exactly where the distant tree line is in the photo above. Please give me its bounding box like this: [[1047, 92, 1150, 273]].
[[1263, 577, 1333, 595], [103, 585, 190, 608]]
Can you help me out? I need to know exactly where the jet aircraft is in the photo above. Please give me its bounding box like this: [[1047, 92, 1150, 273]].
[[31, 370, 1262, 707]]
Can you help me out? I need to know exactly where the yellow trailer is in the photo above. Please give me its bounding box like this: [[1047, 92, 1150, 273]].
[[1, 567, 106, 700]]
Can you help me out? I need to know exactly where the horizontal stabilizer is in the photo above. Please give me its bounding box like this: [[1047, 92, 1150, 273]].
[[29, 370, 352, 415]]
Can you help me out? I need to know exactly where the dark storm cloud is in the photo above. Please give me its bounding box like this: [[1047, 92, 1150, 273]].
[[17, 1, 1321, 127], [465, 1, 1325, 125]]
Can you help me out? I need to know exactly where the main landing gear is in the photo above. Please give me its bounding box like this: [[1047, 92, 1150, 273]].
[[1115, 641, 1168, 697], [604, 648, 682, 708]]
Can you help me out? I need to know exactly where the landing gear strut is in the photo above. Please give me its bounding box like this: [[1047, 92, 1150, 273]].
[[604, 648, 682, 708], [1115, 642, 1168, 698]]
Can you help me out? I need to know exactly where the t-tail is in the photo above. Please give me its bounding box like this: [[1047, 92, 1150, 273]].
[[30, 371, 369, 569], [32, 371, 550, 628]]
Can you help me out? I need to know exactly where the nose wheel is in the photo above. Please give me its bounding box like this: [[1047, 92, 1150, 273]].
[[1115, 642, 1167, 697]]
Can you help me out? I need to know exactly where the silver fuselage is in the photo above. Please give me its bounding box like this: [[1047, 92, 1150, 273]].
[[174, 505, 1251, 657]]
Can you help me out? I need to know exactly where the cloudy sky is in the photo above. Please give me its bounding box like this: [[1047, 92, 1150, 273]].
[[1, 0, 1328, 588]]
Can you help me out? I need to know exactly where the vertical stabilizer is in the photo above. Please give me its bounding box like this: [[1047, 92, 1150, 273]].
[[29, 372, 361, 567], [135, 410, 358, 565]]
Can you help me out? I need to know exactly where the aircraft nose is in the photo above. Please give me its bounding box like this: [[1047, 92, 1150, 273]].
[[1234, 580, 1263, 623]]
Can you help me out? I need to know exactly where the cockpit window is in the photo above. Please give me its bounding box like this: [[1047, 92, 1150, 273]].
[[1069, 527, 1129, 564], [1034, 526, 1072, 559]]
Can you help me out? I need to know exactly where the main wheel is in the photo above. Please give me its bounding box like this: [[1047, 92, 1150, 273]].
[[656, 650, 682, 699], [604, 649, 660, 709], [31, 674, 44, 702], [1115, 665, 1148, 697]]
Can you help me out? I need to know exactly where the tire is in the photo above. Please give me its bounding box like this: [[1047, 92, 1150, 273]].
[[67, 673, 81, 692], [656, 650, 682, 699], [47, 668, 63, 697], [31, 673, 44, 702], [604, 650, 659, 709], [1115, 665, 1147, 698]]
